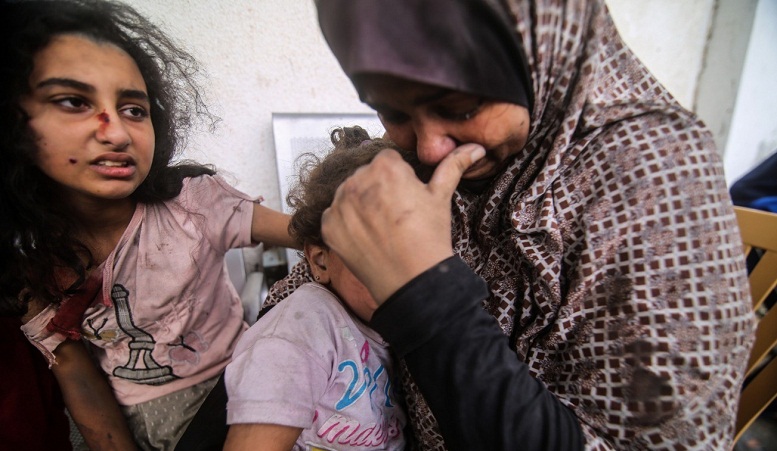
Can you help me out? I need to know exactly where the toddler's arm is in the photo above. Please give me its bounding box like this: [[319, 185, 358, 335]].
[[251, 204, 299, 249], [223, 423, 302, 451]]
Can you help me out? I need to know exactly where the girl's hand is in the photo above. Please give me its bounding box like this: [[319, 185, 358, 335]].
[[321, 144, 485, 307]]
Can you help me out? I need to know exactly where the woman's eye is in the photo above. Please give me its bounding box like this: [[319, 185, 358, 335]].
[[377, 109, 410, 125], [54, 97, 89, 111], [120, 105, 149, 120], [435, 98, 485, 121]]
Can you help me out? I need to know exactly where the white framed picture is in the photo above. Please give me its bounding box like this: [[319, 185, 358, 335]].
[[272, 112, 385, 269]]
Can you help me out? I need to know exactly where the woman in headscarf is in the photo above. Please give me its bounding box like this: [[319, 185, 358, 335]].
[[266, 1, 754, 449]]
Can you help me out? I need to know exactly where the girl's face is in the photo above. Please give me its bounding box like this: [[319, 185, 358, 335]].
[[359, 74, 531, 181], [20, 34, 154, 205]]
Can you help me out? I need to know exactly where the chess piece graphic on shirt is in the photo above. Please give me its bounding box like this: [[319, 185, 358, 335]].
[[111, 284, 177, 384]]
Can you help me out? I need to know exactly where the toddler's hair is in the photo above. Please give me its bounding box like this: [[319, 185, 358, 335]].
[[287, 126, 416, 248]]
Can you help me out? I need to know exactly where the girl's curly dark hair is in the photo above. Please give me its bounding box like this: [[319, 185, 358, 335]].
[[287, 126, 417, 249], [0, 0, 217, 314]]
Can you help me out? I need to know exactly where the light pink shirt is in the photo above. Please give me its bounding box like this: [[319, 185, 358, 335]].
[[23, 175, 253, 405], [226, 283, 407, 451]]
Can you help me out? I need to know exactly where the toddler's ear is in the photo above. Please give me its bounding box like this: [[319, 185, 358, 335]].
[[303, 243, 330, 283]]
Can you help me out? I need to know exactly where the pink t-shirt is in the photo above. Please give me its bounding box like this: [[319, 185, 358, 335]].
[[23, 175, 254, 405], [226, 283, 406, 451]]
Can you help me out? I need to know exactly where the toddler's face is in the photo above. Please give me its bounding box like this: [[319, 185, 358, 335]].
[[327, 251, 377, 319], [307, 245, 378, 321], [20, 34, 155, 206]]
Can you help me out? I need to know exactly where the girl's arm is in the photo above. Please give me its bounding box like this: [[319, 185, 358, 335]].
[[251, 204, 299, 249], [52, 339, 138, 451], [223, 424, 302, 451]]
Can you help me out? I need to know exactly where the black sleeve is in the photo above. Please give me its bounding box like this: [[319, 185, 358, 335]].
[[370, 256, 585, 451], [729, 150, 777, 207]]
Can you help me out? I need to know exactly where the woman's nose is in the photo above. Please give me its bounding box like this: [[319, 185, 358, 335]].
[[414, 121, 457, 166], [95, 111, 131, 149]]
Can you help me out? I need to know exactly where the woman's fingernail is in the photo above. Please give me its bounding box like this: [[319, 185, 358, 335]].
[[468, 144, 486, 161]]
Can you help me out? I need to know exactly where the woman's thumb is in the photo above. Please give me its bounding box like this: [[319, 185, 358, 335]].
[[428, 144, 486, 196]]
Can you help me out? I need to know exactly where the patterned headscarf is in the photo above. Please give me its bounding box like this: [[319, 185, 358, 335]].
[[268, 1, 754, 449]]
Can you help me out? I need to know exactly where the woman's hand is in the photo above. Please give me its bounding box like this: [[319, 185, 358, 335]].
[[321, 143, 485, 307]]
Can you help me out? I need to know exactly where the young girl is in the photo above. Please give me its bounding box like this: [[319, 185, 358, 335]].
[[0, 0, 295, 449], [223, 127, 408, 451]]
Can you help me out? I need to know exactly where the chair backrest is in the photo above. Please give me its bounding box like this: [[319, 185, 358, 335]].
[[733, 206, 777, 442]]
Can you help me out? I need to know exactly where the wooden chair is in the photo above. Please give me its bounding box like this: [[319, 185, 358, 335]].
[[733, 206, 777, 442]]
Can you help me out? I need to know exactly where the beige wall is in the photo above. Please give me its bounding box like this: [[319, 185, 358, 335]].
[[722, 0, 777, 184], [606, 0, 715, 109], [126, 0, 367, 208]]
